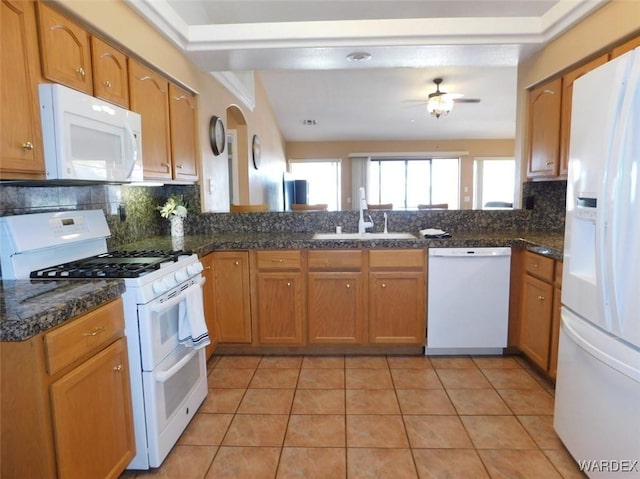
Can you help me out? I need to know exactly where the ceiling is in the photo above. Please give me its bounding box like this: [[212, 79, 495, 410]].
[[126, 0, 607, 142]]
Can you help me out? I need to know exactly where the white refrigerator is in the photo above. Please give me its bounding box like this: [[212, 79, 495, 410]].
[[554, 46, 640, 477]]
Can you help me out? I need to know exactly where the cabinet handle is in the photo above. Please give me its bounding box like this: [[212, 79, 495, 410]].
[[113, 364, 123, 372], [204, 265, 212, 270], [234, 261, 239, 266], [103, 80, 112, 88], [271, 259, 285, 263], [381, 283, 387, 288], [537, 295, 545, 301], [21, 141, 34, 151], [83, 326, 105, 337], [75, 67, 85, 78]]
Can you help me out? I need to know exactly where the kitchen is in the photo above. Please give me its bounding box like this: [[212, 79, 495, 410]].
[[1, 1, 639, 478]]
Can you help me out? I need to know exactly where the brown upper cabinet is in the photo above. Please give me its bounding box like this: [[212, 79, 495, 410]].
[[559, 55, 608, 175], [1, 0, 45, 179], [91, 36, 129, 108], [527, 77, 562, 178], [36, 1, 93, 94], [610, 35, 640, 59], [169, 83, 199, 181], [129, 59, 172, 180]]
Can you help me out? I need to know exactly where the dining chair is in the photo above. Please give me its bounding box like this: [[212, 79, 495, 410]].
[[366, 203, 393, 210], [291, 203, 328, 211], [417, 203, 449, 210], [230, 204, 268, 212]]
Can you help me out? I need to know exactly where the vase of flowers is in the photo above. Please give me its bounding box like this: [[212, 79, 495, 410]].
[[158, 195, 188, 239]]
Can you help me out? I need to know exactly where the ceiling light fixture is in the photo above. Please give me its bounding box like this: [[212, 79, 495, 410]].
[[346, 51, 372, 62], [427, 78, 454, 119]]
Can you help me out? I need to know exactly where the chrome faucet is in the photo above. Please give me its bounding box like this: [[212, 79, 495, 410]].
[[358, 187, 374, 234], [383, 212, 388, 234]]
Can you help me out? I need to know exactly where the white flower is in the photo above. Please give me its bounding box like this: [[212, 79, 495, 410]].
[[158, 195, 188, 218]]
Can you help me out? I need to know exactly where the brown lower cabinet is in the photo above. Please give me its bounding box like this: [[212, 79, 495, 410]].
[[0, 298, 135, 479]]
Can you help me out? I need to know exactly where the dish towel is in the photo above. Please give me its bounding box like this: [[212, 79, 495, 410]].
[[420, 228, 452, 238], [178, 285, 211, 350]]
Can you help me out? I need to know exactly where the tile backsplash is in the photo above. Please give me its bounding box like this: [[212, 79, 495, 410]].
[[522, 180, 567, 232]]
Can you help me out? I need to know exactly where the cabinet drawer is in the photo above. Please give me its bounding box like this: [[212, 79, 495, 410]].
[[555, 261, 563, 287], [44, 298, 124, 375], [524, 251, 554, 282], [256, 250, 302, 270], [308, 250, 362, 271], [369, 249, 425, 270]]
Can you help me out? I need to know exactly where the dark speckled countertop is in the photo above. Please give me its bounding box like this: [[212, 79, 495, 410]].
[[0, 279, 125, 342]]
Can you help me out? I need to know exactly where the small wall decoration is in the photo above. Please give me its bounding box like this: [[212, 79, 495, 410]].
[[209, 116, 225, 155], [252, 134, 261, 169]]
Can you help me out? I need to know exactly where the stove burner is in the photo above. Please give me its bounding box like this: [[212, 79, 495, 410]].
[[29, 249, 191, 279]]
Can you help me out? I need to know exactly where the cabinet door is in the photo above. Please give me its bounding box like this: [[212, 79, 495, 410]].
[[559, 55, 608, 175], [36, 1, 92, 93], [129, 60, 172, 180], [549, 286, 562, 380], [256, 272, 304, 345], [527, 77, 562, 178], [519, 274, 554, 370], [1, 0, 45, 179], [368, 272, 425, 344], [205, 251, 252, 345], [611, 35, 640, 59], [169, 83, 199, 180], [307, 272, 364, 344], [91, 36, 129, 108], [50, 338, 135, 479]]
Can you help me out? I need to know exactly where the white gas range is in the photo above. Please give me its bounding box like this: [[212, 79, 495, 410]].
[[0, 210, 208, 470]]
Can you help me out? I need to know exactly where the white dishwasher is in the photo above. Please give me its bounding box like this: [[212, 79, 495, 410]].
[[426, 247, 511, 355]]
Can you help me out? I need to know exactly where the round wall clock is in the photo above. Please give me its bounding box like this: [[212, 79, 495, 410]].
[[252, 134, 261, 169], [209, 116, 225, 155]]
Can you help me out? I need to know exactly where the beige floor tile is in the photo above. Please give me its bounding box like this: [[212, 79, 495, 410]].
[[276, 447, 346, 479], [542, 448, 588, 478], [412, 448, 490, 479], [258, 355, 303, 369], [429, 356, 477, 369], [346, 389, 401, 414], [297, 368, 345, 389], [134, 445, 217, 479], [205, 446, 280, 479], [345, 355, 389, 368], [461, 415, 537, 449], [436, 368, 491, 389], [498, 388, 555, 415], [482, 368, 542, 389], [208, 368, 255, 389], [284, 414, 346, 447], [249, 368, 300, 389], [518, 415, 564, 449], [177, 413, 233, 446], [199, 388, 245, 413], [478, 449, 562, 478], [404, 415, 473, 448], [347, 415, 409, 447], [301, 355, 345, 368], [396, 389, 456, 415], [473, 356, 522, 369], [214, 355, 262, 369], [347, 448, 418, 479], [447, 389, 511, 415], [291, 389, 345, 414], [390, 368, 442, 389], [222, 414, 289, 447], [237, 388, 295, 414], [346, 368, 394, 389], [387, 355, 433, 369]]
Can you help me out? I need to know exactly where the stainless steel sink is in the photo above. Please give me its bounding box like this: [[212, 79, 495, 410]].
[[312, 232, 417, 240]]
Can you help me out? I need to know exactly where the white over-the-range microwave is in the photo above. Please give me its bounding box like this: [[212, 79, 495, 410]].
[[39, 83, 143, 182]]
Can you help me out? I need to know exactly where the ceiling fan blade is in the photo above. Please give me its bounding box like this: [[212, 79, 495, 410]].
[[453, 98, 481, 103]]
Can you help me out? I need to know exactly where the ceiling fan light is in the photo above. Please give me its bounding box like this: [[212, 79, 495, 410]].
[[427, 95, 454, 118]]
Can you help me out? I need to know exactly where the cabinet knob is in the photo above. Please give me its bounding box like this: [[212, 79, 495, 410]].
[[177, 164, 184, 169], [234, 261, 239, 266], [545, 161, 554, 166], [75, 67, 85, 78], [286, 282, 291, 287], [204, 265, 212, 270], [271, 259, 285, 263], [346, 283, 351, 289], [537, 295, 545, 301], [381, 283, 387, 288], [113, 364, 123, 372], [103, 80, 112, 88], [21, 141, 34, 151]]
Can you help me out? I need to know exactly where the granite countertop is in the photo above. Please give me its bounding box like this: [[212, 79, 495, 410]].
[[0, 279, 125, 342]]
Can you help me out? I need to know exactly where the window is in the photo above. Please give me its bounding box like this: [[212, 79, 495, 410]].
[[369, 158, 459, 209], [474, 158, 515, 209], [288, 159, 341, 211]]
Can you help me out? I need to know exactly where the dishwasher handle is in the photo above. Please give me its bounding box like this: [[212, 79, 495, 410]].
[[428, 247, 511, 257]]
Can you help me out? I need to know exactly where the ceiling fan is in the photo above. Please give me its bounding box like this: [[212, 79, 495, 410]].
[[426, 78, 481, 118]]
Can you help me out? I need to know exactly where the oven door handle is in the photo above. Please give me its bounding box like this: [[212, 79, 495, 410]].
[[155, 348, 200, 383], [148, 277, 205, 313]]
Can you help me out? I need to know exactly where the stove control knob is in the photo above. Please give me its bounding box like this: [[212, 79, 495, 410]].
[[152, 279, 167, 294], [164, 276, 177, 289], [174, 267, 188, 283], [187, 262, 204, 276]]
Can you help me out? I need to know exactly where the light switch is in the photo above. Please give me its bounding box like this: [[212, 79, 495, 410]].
[[208, 178, 214, 194]]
